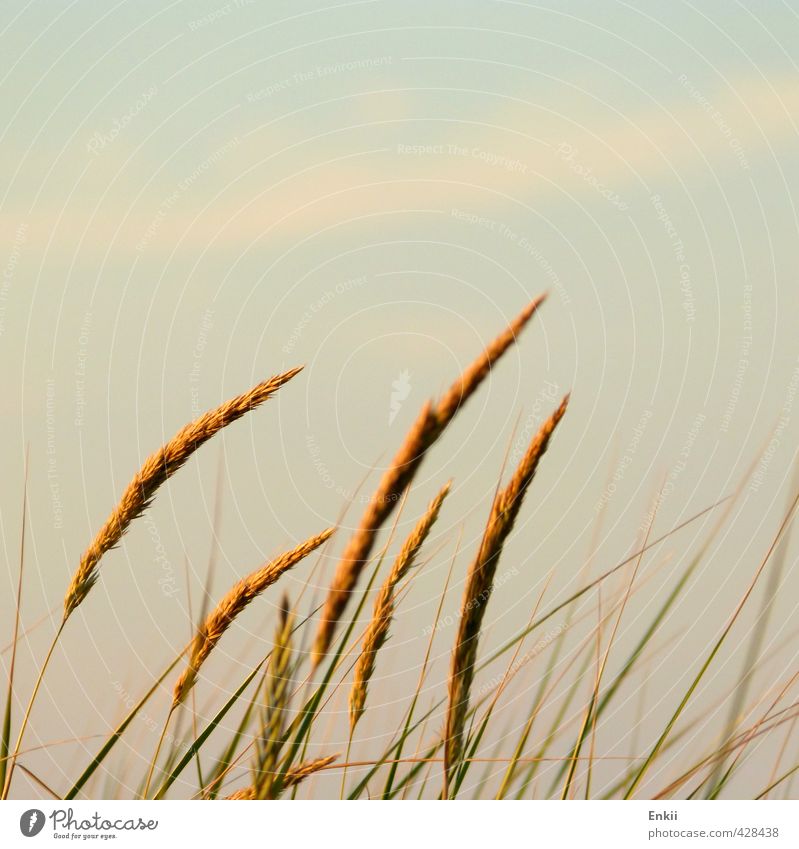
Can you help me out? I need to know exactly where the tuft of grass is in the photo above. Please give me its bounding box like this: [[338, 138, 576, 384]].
[[6, 293, 799, 804], [624, 489, 799, 798], [0, 452, 28, 794], [228, 755, 339, 799], [65, 367, 303, 619], [349, 482, 451, 731], [253, 598, 294, 799], [444, 395, 568, 794], [173, 528, 334, 707], [2, 371, 302, 800], [312, 296, 547, 663]]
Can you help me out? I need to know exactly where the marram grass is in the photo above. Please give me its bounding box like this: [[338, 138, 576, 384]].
[[3, 296, 797, 802]]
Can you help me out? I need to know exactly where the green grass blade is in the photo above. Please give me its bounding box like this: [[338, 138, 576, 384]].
[[153, 657, 266, 800], [624, 492, 799, 798], [481, 497, 730, 674], [279, 553, 386, 791], [705, 464, 799, 798], [383, 533, 460, 798], [0, 456, 28, 794], [65, 653, 182, 799]]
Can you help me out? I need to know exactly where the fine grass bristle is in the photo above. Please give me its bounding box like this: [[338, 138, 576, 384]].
[[0, 456, 28, 794], [173, 528, 334, 707], [433, 295, 546, 429], [349, 481, 452, 731], [312, 402, 439, 665], [227, 754, 339, 799], [254, 598, 294, 800], [444, 394, 569, 792], [63, 367, 303, 619], [11, 264, 797, 805], [312, 295, 547, 663]]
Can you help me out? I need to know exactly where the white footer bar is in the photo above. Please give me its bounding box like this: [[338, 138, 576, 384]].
[[1, 800, 795, 848]]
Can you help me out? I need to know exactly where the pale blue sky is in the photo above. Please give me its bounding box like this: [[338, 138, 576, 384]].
[[2, 0, 799, 797]]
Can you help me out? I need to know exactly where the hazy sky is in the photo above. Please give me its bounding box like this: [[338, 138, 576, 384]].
[[2, 0, 799, 798]]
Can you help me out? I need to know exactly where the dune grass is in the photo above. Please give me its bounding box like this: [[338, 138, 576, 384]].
[[2, 296, 798, 801]]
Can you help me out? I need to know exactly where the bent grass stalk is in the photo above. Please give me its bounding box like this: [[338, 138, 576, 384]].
[[349, 482, 451, 731], [560, 495, 659, 800], [172, 528, 334, 707], [444, 395, 569, 795], [705, 461, 799, 797], [187, 495, 733, 802], [624, 489, 799, 798], [1, 369, 302, 801], [498, 494, 614, 800], [313, 295, 547, 663], [455, 574, 557, 798], [279, 502, 414, 789], [66, 367, 303, 619], [227, 755, 339, 799], [341, 483, 449, 797], [0, 453, 28, 795], [180, 547, 393, 802], [181, 555, 387, 802], [154, 603, 330, 801], [342, 497, 731, 800], [254, 600, 294, 799], [8, 312, 792, 803], [311, 403, 439, 665], [382, 529, 462, 799], [142, 529, 334, 798]]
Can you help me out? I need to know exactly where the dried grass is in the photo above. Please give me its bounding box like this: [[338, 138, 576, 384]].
[[349, 481, 451, 730], [313, 296, 546, 662], [173, 528, 333, 706], [444, 394, 569, 787], [254, 598, 294, 799], [227, 755, 338, 799], [64, 368, 303, 618]]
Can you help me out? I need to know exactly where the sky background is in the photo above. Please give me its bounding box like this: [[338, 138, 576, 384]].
[[2, 0, 799, 798]]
